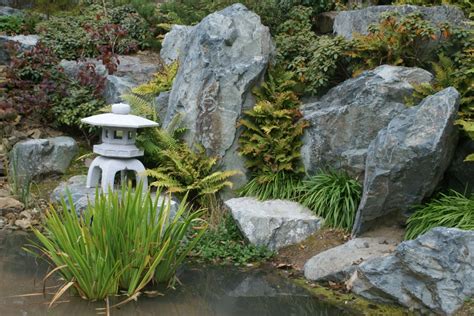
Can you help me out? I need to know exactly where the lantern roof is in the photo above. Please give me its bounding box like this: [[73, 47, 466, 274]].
[[81, 103, 159, 129]]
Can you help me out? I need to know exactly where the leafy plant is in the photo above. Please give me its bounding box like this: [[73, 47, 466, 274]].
[[0, 43, 106, 130], [395, 0, 473, 19], [275, 6, 350, 95], [28, 184, 206, 304], [405, 190, 474, 240], [347, 12, 448, 75], [36, 4, 150, 60], [124, 94, 239, 223], [297, 170, 362, 230], [192, 214, 273, 265], [132, 61, 178, 97], [277, 0, 340, 15], [0, 13, 42, 35], [238, 66, 308, 199], [156, 0, 284, 33]]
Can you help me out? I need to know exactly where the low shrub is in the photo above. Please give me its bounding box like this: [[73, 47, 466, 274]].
[[157, 0, 284, 33], [0, 43, 106, 130], [238, 67, 308, 199], [277, 0, 341, 15], [395, 0, 473, 18], [36, 4, 151, 60], [405, 190, 474, 240], [297, 170, 362, 230], [275, 6, 350, 95], [0, 13, 42, 35], [347, 12, 449, 75], [192, 214, 273, 265], [28, 185, 206, 304]]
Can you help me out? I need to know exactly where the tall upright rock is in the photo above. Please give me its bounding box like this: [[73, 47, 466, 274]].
[[353, 88, 460, 234], [163, 4, 274, 189]]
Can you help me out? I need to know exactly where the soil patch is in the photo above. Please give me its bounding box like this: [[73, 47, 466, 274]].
[[274, 228, 350, 271]]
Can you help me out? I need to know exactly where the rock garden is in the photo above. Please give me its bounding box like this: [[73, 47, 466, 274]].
[[0, 0, 473, 315]]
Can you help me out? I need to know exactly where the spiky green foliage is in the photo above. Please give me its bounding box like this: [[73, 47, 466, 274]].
[[405, 190, 474, 240], [239, 171, 302, 201], [125, 94, 239, 220], [132, 61, 178, 97], [238, 67, 308, 200], [27, 184, 206, 304], [297, 171, 362, 230]]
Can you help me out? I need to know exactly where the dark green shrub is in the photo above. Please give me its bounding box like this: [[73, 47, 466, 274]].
[[297, 170, 362, 230], [157, 0, 284, 32], [0, 14, 42, 35], [405, 190, 474, 240], [28, 185, 206, 303], [238, 67, 308, 199], [193, 214, 273, 265], [277, 0, 339, 15], [275, 6, 350, 95], [0, 43, 106, 130], [36, 4, 150, 60]]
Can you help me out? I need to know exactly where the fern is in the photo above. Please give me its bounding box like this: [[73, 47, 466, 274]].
[[125, 93, 239, 220], [132, 61, 178, 97], [238, 66, 308, 199]]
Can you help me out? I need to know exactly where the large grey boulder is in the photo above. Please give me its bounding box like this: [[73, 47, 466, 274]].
[[160, 24, 193, 65], [351, 227, 474, 315], [0, 6, 22, 16], [225, 197, 323, 251], [60, 55, 159, 104], [304, 236, 398, 282], [0, 34, 39, 64], [353, 88, 460, 234], [334, 5, 467, 40], [163, 4, 274, 189], [9, 137, 78, 180], [301, 65, 433, 179]]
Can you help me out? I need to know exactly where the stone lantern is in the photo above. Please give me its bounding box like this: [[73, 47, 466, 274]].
[[81, 103, 158, 192]]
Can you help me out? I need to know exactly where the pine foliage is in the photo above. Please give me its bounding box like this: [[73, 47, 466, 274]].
[[238, 66, 308, 200]]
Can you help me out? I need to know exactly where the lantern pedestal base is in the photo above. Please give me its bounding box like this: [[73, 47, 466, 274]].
[[86, 156, 148, 192]]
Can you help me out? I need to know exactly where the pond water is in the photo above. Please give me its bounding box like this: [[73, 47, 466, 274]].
[[0, 231, 355, 316]]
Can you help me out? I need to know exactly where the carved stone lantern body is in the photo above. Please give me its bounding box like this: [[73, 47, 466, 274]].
[[81, 103, 158, 192]]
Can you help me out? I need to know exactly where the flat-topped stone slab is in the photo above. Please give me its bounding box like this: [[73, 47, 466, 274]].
[[304, 237, 398, 282], [225, 197, 323, 251]]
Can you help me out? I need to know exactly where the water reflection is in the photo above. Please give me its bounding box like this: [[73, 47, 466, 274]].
[[0, 232, 353, 315]]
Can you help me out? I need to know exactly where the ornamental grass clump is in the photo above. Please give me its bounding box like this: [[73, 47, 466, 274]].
[[298, 170, 362, 230], [405, 190, 474, 240], [27, 184, 206, 306]]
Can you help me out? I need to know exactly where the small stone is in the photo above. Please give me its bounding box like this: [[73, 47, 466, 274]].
[[14, 218, 31, 230], [19, 210, 32, 220], [0, 197, 24, 215]]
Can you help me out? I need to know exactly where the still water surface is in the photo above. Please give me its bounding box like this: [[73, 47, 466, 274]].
[[0, 231, 354, 316]]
